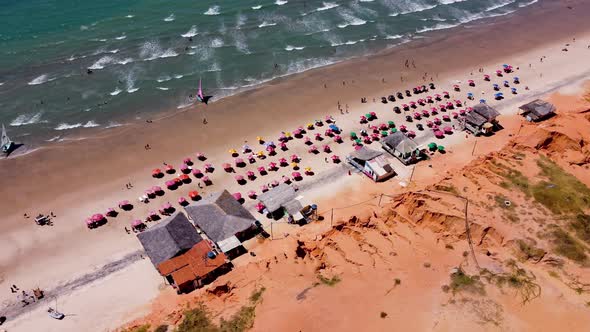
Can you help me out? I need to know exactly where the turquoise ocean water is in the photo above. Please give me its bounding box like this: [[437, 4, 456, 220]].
[[0, 0, 537, 146]]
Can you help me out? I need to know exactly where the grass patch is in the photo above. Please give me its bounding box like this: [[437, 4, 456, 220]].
[[154, 325, 168, 332], [549, 226, 587, 263], [547, 271, 560, 279], [175, 287, 266, 332], [494, 194, 515, 210], [480, 261, 541, 304], [123, 325, 150, 332], [531, 157, 590, 214], [434, 184, 461, 196], [448, 268, 485, 295], [317, 275, 341, 286], [570, 214, 590, 245], [445, 244, 454, 250], [514, 239, 546, 262]]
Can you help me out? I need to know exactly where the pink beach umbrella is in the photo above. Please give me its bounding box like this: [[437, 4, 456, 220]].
[[483, 74, 490, 81], [178, 197, 188, 206], [418, 98, 425, 105], [271, 180, 280, 187], [468, 79, 475, 86], [204, 163, 213, 172], [279, 142, 287, 150], [292, 171, 302, 179], [370, 125, 378, 133], [282, 175, 291, 183], [152, 186, 163, 193], [304, 136, 312, 144], [379, 123, 388, 130], [325, 115, 333, 123], [201, 176, 210, 184], [118, 200, 130, 208], [195, 152, 206, 160], [363, 136, 372, 144], [165, 180, 176, 188], [248, 190, 257, 199], [442, 114, 451, 121], [106, 208, 116, 217], [148, 211, 158, 218], [442, 91, 450, 98], [308, 145, 318, 153], [370, 111, 376, 118], [192, 168, 202, 177], [132, 219, 143, 228], [268, 162, 277, 170], [496, 70, 503, 76], [222, 163, 232, 171], [235, 174, 245, 182], [452, 112, 459, 118], [439, 104, 446, 111], [407, 131, 416, 138], [291, 154, 300, 162], [434, 130, 444, 138], [409, 101, 416, 107], [359, 115, 367, 124], [453, 84, 460, 91], [279, 157, 288, 165], [422, 109, 429, 116], [180, 164, 189, 173], [324, 129, 333, 137], [257, 166, 266, 174], [266, 145, 275, 152], [165, 164, 175, 173], [443, 126, 453, 134], [183, 157, 192, 165], [323, 145, 331, 152], [331, 155, 340, 162], [232, 192, 242, 201], [426, 95, 433, 102], [402, 103, 409, 110], [256, 202, 266, 213], [427, 120, 433, 127], [91, 213, 104, 222], [371, 133, 380, 141], [234, 157, 244, 166], [399, 125, 407, 132], [434, 94, 441, 100], [431, 107, 438, 114], [446, 101, 453, 109], [459, 109, 466, 115], [246, 170, 255, 179], [434, 117, 441, 125], [260, 184, 269, 193], [334, 135, 342, 143], [315, 133, 322, 140]]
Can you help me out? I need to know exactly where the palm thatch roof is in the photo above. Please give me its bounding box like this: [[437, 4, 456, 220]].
[[381, 132, 418, 154], [137, 212, 202, 267], [519, 99, 556, 120], [258, 183, 298, 213], [348, 146, 383, 161], [472, 104, 500, 121], [184, 190, 256, 243]]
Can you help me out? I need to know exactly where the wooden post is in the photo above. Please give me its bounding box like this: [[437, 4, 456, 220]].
[[330, 208, 334, 227], [471, 139, 477, 156], [409, 165, 416, 183], [378, 194, 383, 206], [270, 221, 274, 240]]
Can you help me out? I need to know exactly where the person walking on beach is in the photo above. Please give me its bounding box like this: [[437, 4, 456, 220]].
[[203, 118, 208, 125]]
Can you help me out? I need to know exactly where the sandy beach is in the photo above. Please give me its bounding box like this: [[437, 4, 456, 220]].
[[2, 0, 590, 331]]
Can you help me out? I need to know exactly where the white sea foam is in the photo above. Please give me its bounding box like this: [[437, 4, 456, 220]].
[[389, 3, 438, 17], [204, 6, 220, 15], [285, 45, 305, 51], [317, 2, 339, 11], [55, 123, 82, 130], [416, 22, 459, 33], [210, 37, 224, 48], [519, 0, 538, 7], [10, 112, 44, 126], [117, 58, 134, 65], [110, 88, 122, 96], [0, 82, 4, 86], [83, 121, 99, 128], [28, 74, 55, 85], [359, 0, 374, 2], [337, 12, 367, 29], [46, 136, 61, 142], [159, 49, 178, 58], [115, 35, 126, 40], [181, 25, 198, 38], [438, 0, 467, 4], [164, 14, 175, 22], [275, 0, 288, 5], [106, 122, 123, 128], [157, 75, 172, 83], [127, 88, 139, 93], [156, 87, 169, 90], [89, 56, 116, 70], [258, 21, 277, 28], [252, 5, 262, 10], [174, 74, 184, 79], [233, 32, 250, 54], [126, 15, 134, 18], [108, 49, 119, 54], [385, 34, 403, 40], [207, 62, 221, 72], [99, 39, 107, 42], [485, 0, 515, 12]]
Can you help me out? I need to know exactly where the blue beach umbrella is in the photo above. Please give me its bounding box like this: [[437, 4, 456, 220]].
[[511, 88, 517, 94], [479, 99, 486, 104]]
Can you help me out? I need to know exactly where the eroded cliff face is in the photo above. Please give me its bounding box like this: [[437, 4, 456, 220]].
[[123, 101, 590, 332]]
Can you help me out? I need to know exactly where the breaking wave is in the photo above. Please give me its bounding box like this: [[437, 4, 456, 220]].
[[181, 26, 198, 38], [28, 74, 55, 85], [204, 6, 220, 15], [164, 14, 175, 22], [10, 112, 44, 126]]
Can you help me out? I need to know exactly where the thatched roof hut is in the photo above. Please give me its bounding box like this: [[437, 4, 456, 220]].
[[257, 183, 299, 214], [137, 212, 202, 267], [184, 190, 256, 245], [518, 99, 556, 122], [472, 104, 500, 122]]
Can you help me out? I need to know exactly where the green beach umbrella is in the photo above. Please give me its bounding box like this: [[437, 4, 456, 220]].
[[390, 128, 397, 133], [365, 113, 372, 119], [355, 138, 362, 144], [388, 121, 395, 128], [428, 142, 437, 150], [381, 131, 388, 136], [438, 145, 445, 152], [350, 132, 357, 139]]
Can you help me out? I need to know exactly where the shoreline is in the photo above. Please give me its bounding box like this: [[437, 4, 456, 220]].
[[1, 0, 559, 153], [2, 0, 590, 330]]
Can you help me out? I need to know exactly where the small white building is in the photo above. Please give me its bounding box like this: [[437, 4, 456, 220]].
[[347, 146, 396, 182]]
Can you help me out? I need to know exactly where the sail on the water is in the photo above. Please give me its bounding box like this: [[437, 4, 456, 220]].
[[197, 78, 204, 102], [2, 123, 14, 153]]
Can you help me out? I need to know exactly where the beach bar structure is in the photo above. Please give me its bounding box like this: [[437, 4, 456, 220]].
[[518, 99, 556, 122], [258, 184, 316, 222], [137, 212, 229, 293], [184, 190, 259, 257], [463, 104, 501, 135], [380, 131, 425, 166], [347, 146, 395, 181]]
